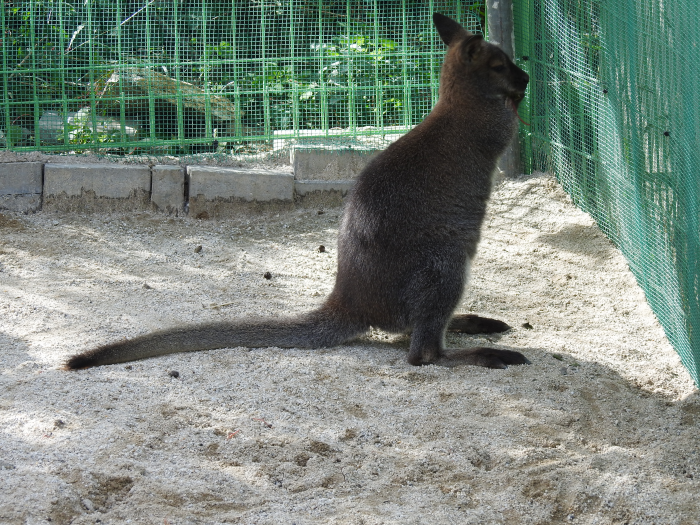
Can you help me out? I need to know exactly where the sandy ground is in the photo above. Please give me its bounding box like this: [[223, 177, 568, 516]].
[[1, 173, 698, 525]]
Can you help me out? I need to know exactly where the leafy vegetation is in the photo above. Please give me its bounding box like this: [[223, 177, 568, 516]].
[[1, 0, 484, 153]]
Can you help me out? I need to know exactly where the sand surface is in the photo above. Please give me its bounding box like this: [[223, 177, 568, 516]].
[[1, 173, 698, 524]]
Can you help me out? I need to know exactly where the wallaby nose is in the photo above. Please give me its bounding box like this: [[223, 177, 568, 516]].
[[517, 70, 530, 93], [510, 63, 529, 92]]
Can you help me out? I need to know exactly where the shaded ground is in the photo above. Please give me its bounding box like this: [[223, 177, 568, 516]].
[[0, 173, 698, 524]]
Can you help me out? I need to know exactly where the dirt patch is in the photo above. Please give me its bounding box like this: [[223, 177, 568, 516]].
[[0, 173, 698, 524], [0, 212, 24, 229]]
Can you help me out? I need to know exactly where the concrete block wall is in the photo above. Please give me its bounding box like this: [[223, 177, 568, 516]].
[[0, 162, 43, 213], [292, 146, 379, 181], [43, 163, 152, 212], [187, 166, 295, 218], [0, 146, 379, 216], [151, 165, 186, 214]]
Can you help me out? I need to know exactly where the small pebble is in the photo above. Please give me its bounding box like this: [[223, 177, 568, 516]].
[[263, 272, 272, 280], [194, 245, 203, 253], [522, 322, 533, 330], [168, 370, 180, 378], [142, 283, 153, 289], [318, 245, 326, 253]]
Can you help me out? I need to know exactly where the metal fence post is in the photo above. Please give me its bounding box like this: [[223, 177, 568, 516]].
[[486, 0, 521, 178]]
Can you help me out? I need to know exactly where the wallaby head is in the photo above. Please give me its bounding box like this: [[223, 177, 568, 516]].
[[432, 13, 529, 118]]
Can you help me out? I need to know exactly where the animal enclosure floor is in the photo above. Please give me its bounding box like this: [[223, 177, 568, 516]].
[[0, 173, 698, 524]]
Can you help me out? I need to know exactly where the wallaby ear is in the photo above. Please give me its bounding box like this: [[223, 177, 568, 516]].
[[433, 13, 467, 47], [462, 34, 485, 61]]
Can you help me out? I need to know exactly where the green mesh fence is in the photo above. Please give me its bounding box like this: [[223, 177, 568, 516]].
[[515, 0, 700, 386], [0, 0, 483, 157]]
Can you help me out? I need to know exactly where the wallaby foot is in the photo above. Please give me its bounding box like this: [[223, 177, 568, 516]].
[[407, 320, 444, 366], [407, 314, 517, 366], [447, 314, 511, 334], [437, 347, 530, 369]]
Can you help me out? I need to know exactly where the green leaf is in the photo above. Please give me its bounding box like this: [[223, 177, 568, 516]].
[[379, 38, 397, 50]]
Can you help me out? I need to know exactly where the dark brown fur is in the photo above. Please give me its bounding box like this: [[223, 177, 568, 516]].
[[65, 14, 530, 370]]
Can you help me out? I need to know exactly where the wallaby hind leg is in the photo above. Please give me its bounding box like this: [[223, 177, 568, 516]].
[[407, 318, 447, 366], [448, 314, 510, 334], [437, 347, 530, 369], [404, 299, 526, 367], [443, 315, 528, 368], [407, 320, 530, 368]]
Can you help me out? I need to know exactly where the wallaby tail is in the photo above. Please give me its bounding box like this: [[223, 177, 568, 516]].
[[64, 306, 366, 369]]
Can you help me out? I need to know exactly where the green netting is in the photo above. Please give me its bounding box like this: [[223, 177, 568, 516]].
[[0, 0, 483, 157], [515, 0, 700, 386]]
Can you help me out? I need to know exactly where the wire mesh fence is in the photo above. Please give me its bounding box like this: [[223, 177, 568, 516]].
[[515, 0, 700, 386], [1, 0, 484, 158]]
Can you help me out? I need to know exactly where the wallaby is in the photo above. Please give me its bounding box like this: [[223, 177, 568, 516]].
[[65, 13, 530, 370]]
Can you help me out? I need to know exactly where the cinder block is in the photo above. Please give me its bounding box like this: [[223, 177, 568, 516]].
[[294, 180, 355, 196], [44, 163, 150, 198], [0, 162, 43, 213], [292, 146, 379, 180], [187, 166, 293, 201], [43, 163, 151, 212], [151, 165, 185, 214], [0, 194, 42, 214], [187, 166, 294, 218], [293, 179, 355, 208], [0, 162, 43, 195]]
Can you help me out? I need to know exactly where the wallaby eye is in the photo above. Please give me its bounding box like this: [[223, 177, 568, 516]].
[[491, 65, 506, 73]]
